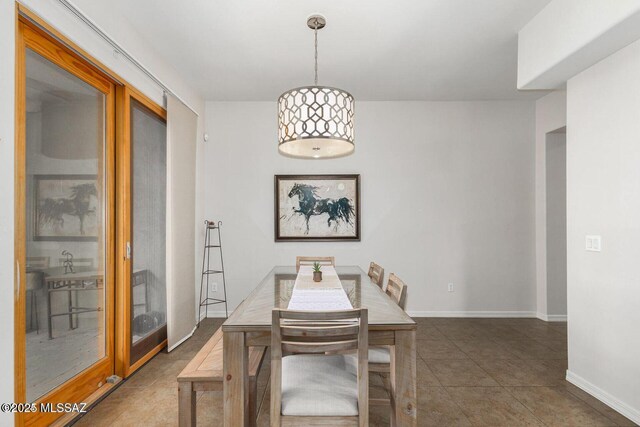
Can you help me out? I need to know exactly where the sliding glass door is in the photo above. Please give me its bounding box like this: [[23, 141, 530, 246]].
[[16, 18, 115, 426], [16, 12, 168, 425], [116, 88, 168, 375]]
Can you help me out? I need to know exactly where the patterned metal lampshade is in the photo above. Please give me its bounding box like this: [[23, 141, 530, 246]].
[[278, 85, 355, 158], [278, 15, 355, 159]]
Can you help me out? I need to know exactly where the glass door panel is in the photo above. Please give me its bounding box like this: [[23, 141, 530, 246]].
[[24, 48, 107, 402], [129, 99, 167, 364]]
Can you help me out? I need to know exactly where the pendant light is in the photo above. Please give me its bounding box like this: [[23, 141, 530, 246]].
[[278, 15, 355, 159]]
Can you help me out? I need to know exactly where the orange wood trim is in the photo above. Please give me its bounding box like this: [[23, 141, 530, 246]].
[[16, 14, 118, 426], [17, 4, 122, 87], [20, 22, 112, 94], [125, 339, 168, 377], [115, 85, 131, 377], [128, 85, 167, 120], [25, 358, 112, 426], [14, 6, 27, 427]]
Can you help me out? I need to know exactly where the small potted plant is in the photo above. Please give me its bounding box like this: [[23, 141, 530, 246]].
[[312, 262, 323, 282]]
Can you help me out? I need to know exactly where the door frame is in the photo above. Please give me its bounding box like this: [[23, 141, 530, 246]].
[[14, 11, 117, 426], [115, 86, 168, 377]]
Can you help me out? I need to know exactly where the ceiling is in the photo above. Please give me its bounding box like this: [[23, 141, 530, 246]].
[[109, 0, 552, 101]]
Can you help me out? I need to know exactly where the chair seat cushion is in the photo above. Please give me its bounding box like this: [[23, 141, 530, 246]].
[[369, 346, 390, 364], [281, 354, 358, 416]]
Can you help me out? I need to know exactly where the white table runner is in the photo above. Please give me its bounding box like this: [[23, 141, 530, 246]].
[[287, 265, 353, 310]]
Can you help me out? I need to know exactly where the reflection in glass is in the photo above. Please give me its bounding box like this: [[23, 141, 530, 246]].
[[130, 100, 167, 363], [24, 49, 106, 402]]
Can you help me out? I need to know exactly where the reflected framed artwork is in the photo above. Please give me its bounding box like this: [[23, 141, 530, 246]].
[[33, 174, 99, 241], [275, 174, 360, 241]]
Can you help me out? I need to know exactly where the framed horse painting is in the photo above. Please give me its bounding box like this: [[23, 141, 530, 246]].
[[275, 174, 360, 241], [33, 174, 100, 241]]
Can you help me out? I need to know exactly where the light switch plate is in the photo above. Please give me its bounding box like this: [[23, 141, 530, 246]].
[[586, 235, 601, 252]]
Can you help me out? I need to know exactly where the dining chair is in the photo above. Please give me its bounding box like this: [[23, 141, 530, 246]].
[[271, 308, 369, 427], [385, 273, 408, 310], [367, 262, 385, 288], [369, 273, 408, 405], [295, 256, 335, 272]]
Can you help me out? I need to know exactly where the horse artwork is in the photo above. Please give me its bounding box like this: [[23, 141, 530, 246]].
[[34, 175, 99, 241], [275, 175, 360, 241]]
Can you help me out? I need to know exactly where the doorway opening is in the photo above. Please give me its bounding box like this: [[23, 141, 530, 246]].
[[545, 126, 567, 318]]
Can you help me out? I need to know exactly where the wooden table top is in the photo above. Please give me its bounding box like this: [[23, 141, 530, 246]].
[[45, 271, 103, 282], [223, 266, 416, 332]]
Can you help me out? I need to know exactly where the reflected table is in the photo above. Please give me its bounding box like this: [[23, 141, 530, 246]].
[[222, 266, 418, 426], [45, 271, 104, 339]]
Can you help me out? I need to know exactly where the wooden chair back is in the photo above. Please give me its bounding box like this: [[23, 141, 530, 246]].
[[271, 308, 369, 426], [367, 262, 385, 288], [386, 273, 408, 311], [295, 256, 335, 272]]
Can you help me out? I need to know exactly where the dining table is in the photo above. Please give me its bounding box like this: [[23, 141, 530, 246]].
[[222, 265, 418, 426]]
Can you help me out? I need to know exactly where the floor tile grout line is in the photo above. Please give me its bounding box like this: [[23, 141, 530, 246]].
[[501, 385, 553, 427], [415, 343, 444, 387]]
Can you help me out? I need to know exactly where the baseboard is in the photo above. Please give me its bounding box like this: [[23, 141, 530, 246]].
[[566, 370, 640, 425], [407, 311, 537, 318], [536, 312, 568, 322]]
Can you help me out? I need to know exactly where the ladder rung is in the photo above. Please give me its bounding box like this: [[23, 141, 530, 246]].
[[205, 245, 221, 248], [203, 270, 223, 274], [199, 299, 227, 306]]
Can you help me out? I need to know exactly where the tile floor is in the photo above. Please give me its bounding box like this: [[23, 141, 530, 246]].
[[73, 318, 637, 427]]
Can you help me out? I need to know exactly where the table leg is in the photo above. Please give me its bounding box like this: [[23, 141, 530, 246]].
[[68, 289, 74, 330], [223, 330, 249, 427], [47, 289, 53, 340], [248, 375, 257, 427], [178, 381, 196, 427], [390, 329, 417, 427]]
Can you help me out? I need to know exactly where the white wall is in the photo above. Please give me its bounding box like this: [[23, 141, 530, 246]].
[[0, 0, 16, 424], [566, 38, 640, 424], [518, 0, 640, 90], [202, 101, 536, 316], [0, 1, 204, 418], [534, 91, 567, 319], [545, 131, 566, 317]]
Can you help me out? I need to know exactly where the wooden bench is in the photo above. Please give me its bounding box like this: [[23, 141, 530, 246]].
[[177, 327, 266, 426]]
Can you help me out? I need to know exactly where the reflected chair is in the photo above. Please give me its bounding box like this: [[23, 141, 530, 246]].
[[295, 256, 335, 272], [367, 262, 385, 288], [271, 308, 368, 427], [369, 273, 408, 406], [25, 257, 50, 334]]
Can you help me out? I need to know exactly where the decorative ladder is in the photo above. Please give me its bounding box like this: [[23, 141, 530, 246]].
[[197, 220, 228, 326]]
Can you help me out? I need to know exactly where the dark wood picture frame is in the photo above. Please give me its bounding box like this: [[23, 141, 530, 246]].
[[274, 174, 361, 242], [33, 174, 99, 242]]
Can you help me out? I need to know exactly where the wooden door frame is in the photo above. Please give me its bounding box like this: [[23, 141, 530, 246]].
[[15, 11, 117, 427], [15, 7, 170, 423], [115, 85, 168, 378]]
